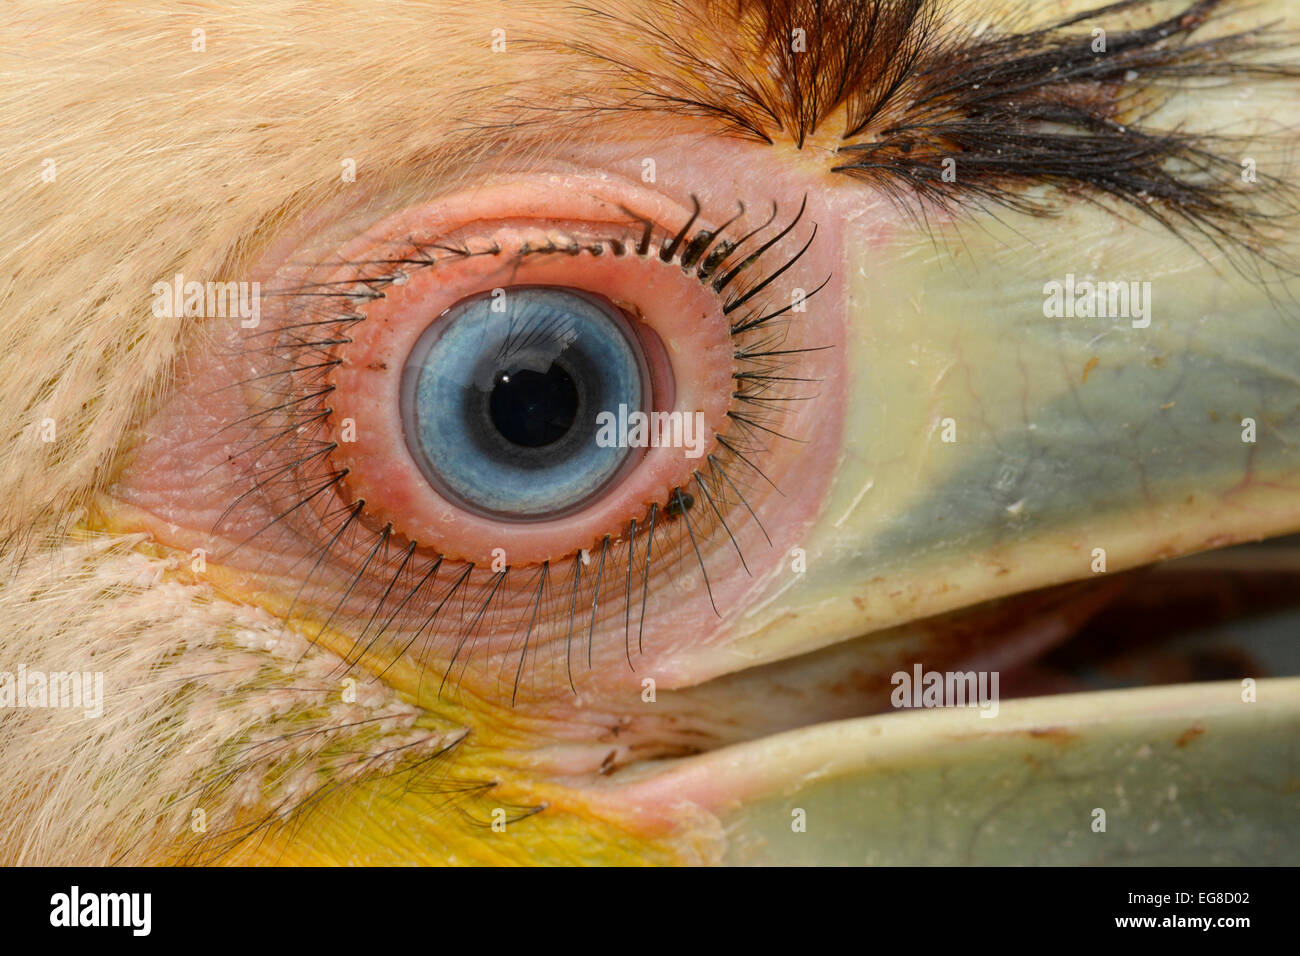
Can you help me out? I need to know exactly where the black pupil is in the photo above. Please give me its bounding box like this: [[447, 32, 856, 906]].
[[489, 365, 579, 448]]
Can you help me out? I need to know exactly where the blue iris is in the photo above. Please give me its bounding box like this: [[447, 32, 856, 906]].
[[401, 286, 648, 520]]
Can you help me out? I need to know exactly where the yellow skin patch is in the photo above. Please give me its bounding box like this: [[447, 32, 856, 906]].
[[2, 0, 1298, 864]]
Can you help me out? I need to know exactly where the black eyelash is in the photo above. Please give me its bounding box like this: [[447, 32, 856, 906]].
[[211, 198, 828, 705], [534, 0, 1300, 276], [829, 0, 1300, 275]]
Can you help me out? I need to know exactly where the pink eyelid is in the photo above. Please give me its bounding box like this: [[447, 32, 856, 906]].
[[328, 179, 735, 566]]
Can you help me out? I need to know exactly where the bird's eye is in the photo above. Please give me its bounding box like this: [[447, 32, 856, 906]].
[[315, 180, 787, 571], [109, 171, 843, 698], [401, 285, 653, 521]]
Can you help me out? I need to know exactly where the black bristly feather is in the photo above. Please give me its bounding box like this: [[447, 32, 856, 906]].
[[554, 0, 1299, 274]]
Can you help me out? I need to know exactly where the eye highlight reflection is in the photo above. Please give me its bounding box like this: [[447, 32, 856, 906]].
[[401, 285, 654, 521]]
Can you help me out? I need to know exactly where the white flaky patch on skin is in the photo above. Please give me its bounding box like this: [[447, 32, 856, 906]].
[[0, 529, 459, 865]]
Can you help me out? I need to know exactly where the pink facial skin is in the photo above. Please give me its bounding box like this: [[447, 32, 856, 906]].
[[108, 140, 851, 704]]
